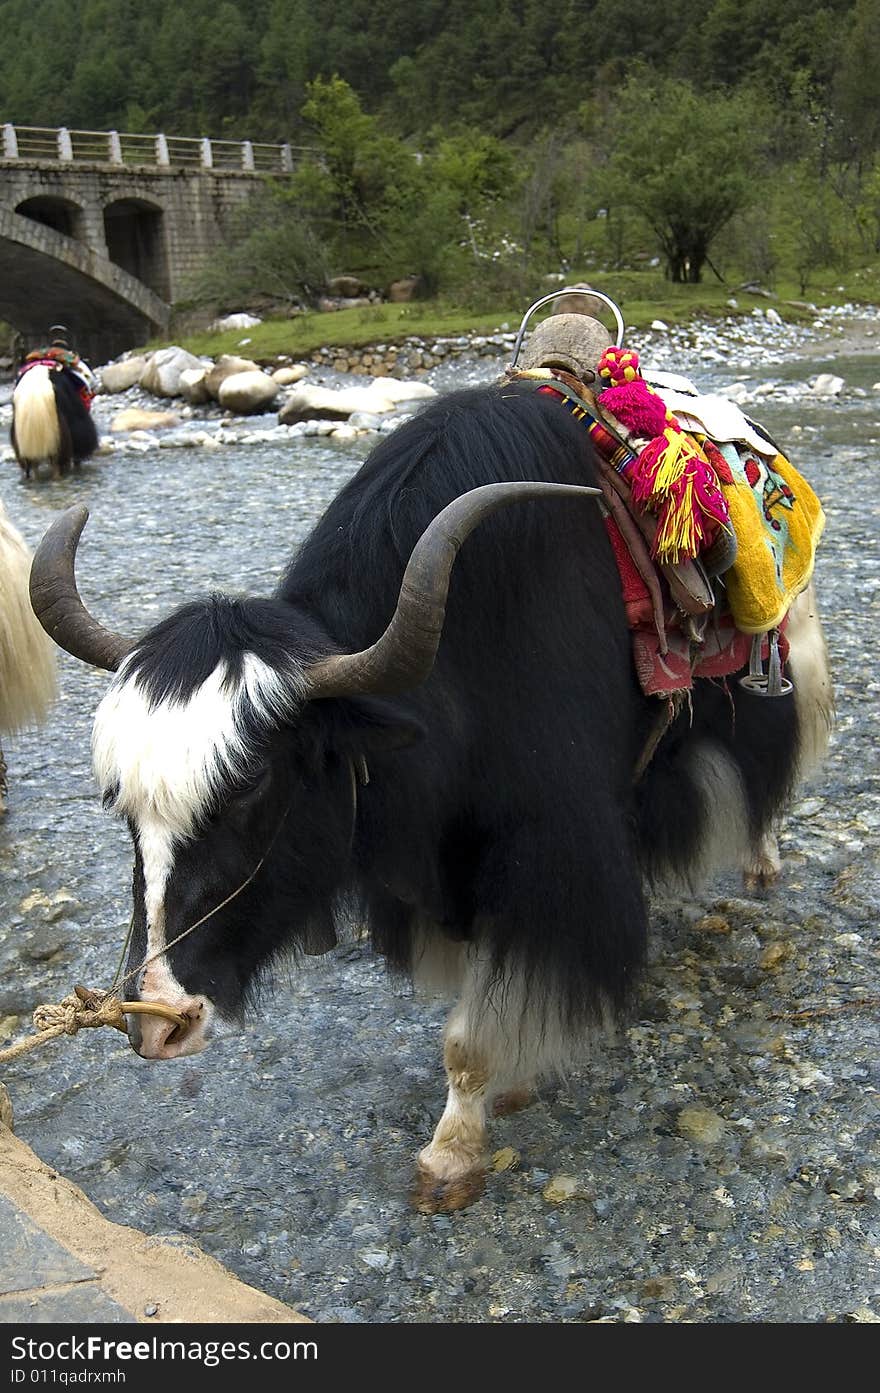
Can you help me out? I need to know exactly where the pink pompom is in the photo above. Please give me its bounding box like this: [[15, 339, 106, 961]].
[[601, 378, 670, 439]]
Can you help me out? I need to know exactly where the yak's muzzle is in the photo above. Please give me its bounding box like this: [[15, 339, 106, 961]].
[[127, 993, 213, 1059]]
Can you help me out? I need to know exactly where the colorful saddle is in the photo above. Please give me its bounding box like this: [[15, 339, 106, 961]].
[[508, 301, 825, 701]]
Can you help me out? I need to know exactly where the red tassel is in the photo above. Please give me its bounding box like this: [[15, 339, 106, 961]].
[[597, 348, 732, 563]]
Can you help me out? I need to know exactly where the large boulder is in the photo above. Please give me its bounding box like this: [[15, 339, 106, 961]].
[[327, 274, 368, 298], [111, 408, 180, 433], [217, 371, 279, 415], [278, 382, 396, 425], [100, 357, 149, 393], [811, 373, 845, 397], [386, 276, 420, 303], [179, 368, 211, 406], [369, 378, 437, 404], [549, 282, 606, 318], [272, 365, 309, 386], [140, 347, 205, 399], [204, 355, 261, 401]]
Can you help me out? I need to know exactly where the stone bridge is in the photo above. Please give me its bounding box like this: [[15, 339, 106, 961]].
[[0, 126, 306, 362]]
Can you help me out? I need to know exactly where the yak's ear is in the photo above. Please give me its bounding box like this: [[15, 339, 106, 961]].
[[333, 695, 426, 754]]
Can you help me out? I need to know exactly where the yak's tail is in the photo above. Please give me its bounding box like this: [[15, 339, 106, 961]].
[[0, 501, 57, 730], [11, 365, 61, 465]]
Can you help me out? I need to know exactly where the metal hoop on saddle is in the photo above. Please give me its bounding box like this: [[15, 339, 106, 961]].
[[510, 288, 626, 382]]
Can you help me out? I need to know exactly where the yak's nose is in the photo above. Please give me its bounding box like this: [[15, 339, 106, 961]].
[[127, 996, 212, 1059]]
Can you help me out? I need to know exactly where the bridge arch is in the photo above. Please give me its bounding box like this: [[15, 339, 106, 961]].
[[16, 194, 87, 244], [103, 196, 170, 301], [0, 208, 169, 362]]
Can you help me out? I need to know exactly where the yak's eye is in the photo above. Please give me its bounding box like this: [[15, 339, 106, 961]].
[[228, 764, 273, 813]]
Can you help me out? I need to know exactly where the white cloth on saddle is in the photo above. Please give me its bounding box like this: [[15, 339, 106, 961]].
[[642, 368, 700, 395], [650, 384, 777, 458]]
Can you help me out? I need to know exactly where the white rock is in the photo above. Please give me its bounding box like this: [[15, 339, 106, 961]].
[[651, 319, 669, 331], [360, 1249, 394, 1271], [723, 382, 751, 404], [210, 312, 262, 332], [217, 370, 279, 415], [765, 307, 783, 325], [205, 355, 261, 400], [140, 347, 205, 399], [347, 411, 386, 431], [178, 368, 211, 406], [279, 383, 396, 425], [272, 365, 309, 386], [811, 373, 844, 397], [369, 377, 438, 403], [111, 408, 180, 433], [100, 357, 149, 393]]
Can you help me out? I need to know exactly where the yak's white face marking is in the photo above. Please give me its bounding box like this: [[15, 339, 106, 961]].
[[93, 652, 297, 838], [92, 651, 302, 1005], [136, 809, 184, 1004]]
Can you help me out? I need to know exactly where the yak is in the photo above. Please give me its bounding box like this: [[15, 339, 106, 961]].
[[11, 361, 99, 479], [28, 377, 832, 1210]]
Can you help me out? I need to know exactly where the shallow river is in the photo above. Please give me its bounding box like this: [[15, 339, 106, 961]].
[[0, 311, 878, 1323]]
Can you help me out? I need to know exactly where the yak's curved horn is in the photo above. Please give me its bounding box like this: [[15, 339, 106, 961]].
[[306, 481, 600, 699], [29, 505, 135, 672]]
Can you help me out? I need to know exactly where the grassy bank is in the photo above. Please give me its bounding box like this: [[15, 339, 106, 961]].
[[152, 263, 880, 363]]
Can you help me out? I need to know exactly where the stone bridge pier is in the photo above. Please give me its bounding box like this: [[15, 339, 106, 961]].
[[0, 129, 296, 363]]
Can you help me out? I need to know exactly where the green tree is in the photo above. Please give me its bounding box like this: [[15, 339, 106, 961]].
[[599, 76, 762, 282], [187, 181, 330, 307], [300, 75, 422, 266], [833, 0, 880, 167]]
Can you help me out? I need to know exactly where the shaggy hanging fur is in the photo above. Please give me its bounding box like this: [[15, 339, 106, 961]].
[[11, 365, 98, 478], [0, 501, 57, 732]]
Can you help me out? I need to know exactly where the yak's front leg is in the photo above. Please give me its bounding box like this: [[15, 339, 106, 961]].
[[413, 952, 543, 1212], [415, 1031, 491, 1212]]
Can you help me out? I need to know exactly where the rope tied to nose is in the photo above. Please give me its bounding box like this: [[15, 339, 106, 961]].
[[0, 986, 186, 1065], [0, 797, 296, 1070]]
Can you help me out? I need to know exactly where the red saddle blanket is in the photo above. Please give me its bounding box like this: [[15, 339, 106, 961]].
[[604, 512, 788, 697]]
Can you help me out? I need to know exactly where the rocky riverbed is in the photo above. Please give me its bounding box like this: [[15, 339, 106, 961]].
[[0, 304, 878, 1324]]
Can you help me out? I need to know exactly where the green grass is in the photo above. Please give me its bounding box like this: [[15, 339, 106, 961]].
[[147, 263, 880, 362], [154, 303, 529, 361]]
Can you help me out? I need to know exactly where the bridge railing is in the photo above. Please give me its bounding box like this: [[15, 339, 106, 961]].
[[1, 125, 313, 173]]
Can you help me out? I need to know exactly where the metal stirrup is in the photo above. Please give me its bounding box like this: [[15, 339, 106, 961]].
[[740, 631, 793, 697]]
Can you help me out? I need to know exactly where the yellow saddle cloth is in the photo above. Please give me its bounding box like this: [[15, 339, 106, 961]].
[[711, 440, 825, 633]]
